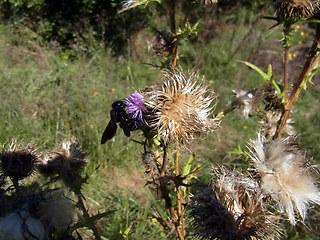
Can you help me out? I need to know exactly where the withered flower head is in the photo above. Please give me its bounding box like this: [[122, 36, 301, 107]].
[[143, 69, 220, 144], [0, 189, 74, 238], [141, 151, 157, 173], [274, 0, 320, 20], [191, 167, 280, 240], [38, 137, 87, 179], [200, 0, 218, 4], [34, 189, 75, 235], [0, 141, 38, 181], [247, 134, 320, 225], [230, 89, 261, 118], [262, 85, 283, 112], [0, 210, 46, 240], [259, 110, 295, 140], [150, 30, 174, 57]]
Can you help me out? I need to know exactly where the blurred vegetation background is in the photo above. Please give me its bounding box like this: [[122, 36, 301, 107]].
[[0, 0, 320, 239]]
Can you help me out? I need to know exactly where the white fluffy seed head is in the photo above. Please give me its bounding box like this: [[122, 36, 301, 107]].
[[247, 134, 320, 225]]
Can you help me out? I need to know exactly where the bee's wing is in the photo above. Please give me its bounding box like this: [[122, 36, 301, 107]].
[[101, 120, 118, 144], [122, 127, 131, 137]]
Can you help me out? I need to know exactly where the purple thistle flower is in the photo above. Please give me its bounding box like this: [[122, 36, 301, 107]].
[[125, 92, 147, 122]]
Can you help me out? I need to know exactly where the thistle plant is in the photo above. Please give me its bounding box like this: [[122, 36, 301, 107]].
[[100, 1, 320, 239], [102, 69, 220, 239]]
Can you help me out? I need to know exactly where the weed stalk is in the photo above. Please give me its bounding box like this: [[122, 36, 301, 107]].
[[275, 22, 320, 138]]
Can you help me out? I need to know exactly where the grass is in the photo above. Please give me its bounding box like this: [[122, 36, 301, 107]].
[[0, 12, 320, 239]]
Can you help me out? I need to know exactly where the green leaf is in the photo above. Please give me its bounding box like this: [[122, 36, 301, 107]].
[[228, 145, 246, 156], [304, 62, 320, 89], [182, 153, 195, 176], [239, 61, 269, 80], [270, 76, 282, 96], [267, 64, 272, 78], [176, 21, 203, 39]]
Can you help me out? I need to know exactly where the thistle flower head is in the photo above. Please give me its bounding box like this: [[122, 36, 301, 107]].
[[143, 70, 220, 144], [231, 89, 260, 118], [150, 30, 174, 57], [0, 141, 38, 182], [34, 189, 75, 235], [200, 0, 218, 4], [191, 168, 280, 240], [38, 137, 87, 179], [125, 92, 147, 123], [259, 111, 295, 140], [262, 85, 283, 112], [0, 189, 74, 238], [0, 211, 46, 240], [247, 134, 320, 225], [274, 0, 320, 20]]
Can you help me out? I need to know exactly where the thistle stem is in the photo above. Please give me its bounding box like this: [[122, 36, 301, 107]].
[[167, 0, 177, 68], [160, 145, 178, 221], [174, 141, 185, 240], [275, 23, 320, 138], [283, 46, 289, 102], [77, 194, 101, 240]]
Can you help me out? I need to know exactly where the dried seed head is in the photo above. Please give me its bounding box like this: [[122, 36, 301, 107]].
[[0, 141, 38, 181], [143, 69, 220, 145], [231, 89, 261, 118], [34, 190, 75, 235], [191, 168, 280, 240], [247, 134, 320, 225], [262, 85, 283, 112], [274, 0, 320, 20], [141, 151, 158, 175], [150, 31, 174, 57], [259, 110, 295, 140], [0, 189, 74, 238], [38, 137, 87, 179], [199, 0, 218, 4], [0, 211, 46, 240]]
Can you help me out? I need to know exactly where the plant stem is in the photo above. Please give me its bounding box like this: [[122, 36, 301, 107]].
[[77, 194, 101, 240], [160, 144, 178, 221], [167, 0, 177, 68], [283, 46, 289, 102], [275, 23, 320, 138], [174, 141, 185, 240]]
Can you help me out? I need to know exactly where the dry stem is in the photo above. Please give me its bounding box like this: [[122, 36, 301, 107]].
[[174, 141, 185, 240], [168, 0, 178, 68], [275, 23, 320, 138], [160, 144, 178, 221]]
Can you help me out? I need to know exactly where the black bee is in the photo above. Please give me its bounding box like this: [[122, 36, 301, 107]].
[[101, 119, 118, 144], [101, 101, 141, 144], [101, 101, 126, 144]]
